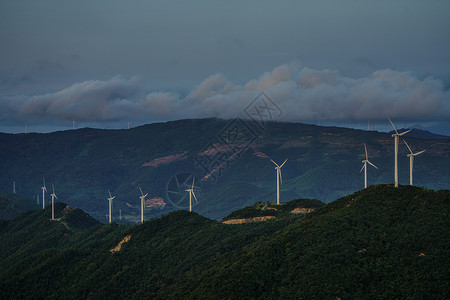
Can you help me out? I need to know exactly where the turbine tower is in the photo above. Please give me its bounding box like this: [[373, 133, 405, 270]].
[[360, 143, 378, 189], [107, 189, 116, 224], [270, 159, 287, 205], [139, 187, 148, 224], [50, 183, 57, 220], [403, 140, 425, 186], [388, 117, 411, 187], [185, 177, 198, 212], [41, 178, 47, 210]]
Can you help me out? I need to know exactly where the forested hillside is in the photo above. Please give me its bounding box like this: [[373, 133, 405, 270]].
[[0, 185, 448, 299], [1, 118, 449, 222]]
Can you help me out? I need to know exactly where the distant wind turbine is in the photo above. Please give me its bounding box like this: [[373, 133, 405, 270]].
[[360, 143, 378, 189], [270, 159, 287, 205], [185, 177, 198, 212], [107, 189, 116, 224], [51, 183, 57, 220], [139, 187, 148, 224], [403, 140, 425, 186], [388, 117, 411, 187], [41, 178, 47, 210]]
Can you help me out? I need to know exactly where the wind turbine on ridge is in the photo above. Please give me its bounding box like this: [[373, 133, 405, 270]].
[[107, 189, 116, 224], [139, 187, 148, 224], [388, 117, 411, 187], [403, 140, 425, 186], [185, 177, 198, 212], [50, 183, 57, 220], [270, 159, 287, 205], [360, 143, 378, 189], [41, 178, 47, 210]]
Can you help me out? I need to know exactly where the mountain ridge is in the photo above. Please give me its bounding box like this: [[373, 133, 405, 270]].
[[1, 118, 449, 222], [0, 184, 448, 298]]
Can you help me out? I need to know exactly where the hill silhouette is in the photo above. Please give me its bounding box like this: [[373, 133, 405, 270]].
[[0, 185, 448, 299]]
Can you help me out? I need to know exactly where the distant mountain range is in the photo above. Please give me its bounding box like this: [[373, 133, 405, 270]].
[[0, 118, 449, 222], [0, 191, 39, 220], [0, 185, 448, 298], [389, 128, 450, 140]]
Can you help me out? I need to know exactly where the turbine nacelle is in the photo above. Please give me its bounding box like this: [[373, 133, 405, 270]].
[[388, 117, 411, 137]]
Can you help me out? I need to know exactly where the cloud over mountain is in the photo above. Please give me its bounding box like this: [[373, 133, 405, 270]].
[[2, 63, 449, 125]]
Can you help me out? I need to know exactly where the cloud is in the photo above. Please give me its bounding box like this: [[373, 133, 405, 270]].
[[1, 63, 449, 126]]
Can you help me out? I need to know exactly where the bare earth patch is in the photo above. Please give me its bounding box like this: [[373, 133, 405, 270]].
[[141, 151, 188, 167], [222, 216, 275, 224], [110, 235, 131, 253]]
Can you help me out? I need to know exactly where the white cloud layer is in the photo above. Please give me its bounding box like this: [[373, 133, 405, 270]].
[[1, 63, 449, 125]]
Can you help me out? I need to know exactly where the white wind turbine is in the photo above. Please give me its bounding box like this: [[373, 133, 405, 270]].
[[107, 189, 116, 224], [139, 187, 148, 224], [270, 159, 287, 205], [51, 183, 57, 220], [403, 140, 425, 186], [185, 177, 198, 212], [41, 178, 47, 210], [360, 143, 378, 189], [388, 117, 411, 187]]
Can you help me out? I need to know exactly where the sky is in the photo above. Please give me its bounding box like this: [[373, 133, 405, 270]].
[[1, 0, 449, 133]]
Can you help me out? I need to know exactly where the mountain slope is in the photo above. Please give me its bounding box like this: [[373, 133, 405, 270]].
[[0, 191, 39, 220], [1, 118, 449, 222], [0, 185, 448, 299]]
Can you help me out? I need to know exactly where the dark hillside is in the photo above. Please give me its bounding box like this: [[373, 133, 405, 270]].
[[0, 191, 39, 220], [0, 185, 448, 298], [0, 118, 449, 222]]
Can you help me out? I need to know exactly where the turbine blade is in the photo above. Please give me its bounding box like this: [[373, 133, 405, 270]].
[[278, 169, 283, 185], [398, 129, 411, 136], [414, 150, 426, 156], [364, 143, 368, 160], [368, 161, 378, 169], [139, 187, 143, 196], [192, 177, 195, 189], [360, 164, 365, 173], [54, 194, 58, 200], [52, 183, 55, 194], [270, 159, 279, 167], [403, 140, 413, 154], [192, 191, 198, 203], [387, 117, 398, 135], [280, 159, 288, 168], [144, 193, 148, 198], [108, 189, 112, 198]]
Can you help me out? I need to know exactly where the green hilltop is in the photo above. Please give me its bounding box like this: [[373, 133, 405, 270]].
[[0, 185, 448, 299]]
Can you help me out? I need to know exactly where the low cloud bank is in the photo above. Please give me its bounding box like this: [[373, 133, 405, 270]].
[[1, 63, 449, 125]]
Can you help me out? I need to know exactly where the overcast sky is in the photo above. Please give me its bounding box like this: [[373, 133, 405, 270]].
[[1, 0, 449, 133]]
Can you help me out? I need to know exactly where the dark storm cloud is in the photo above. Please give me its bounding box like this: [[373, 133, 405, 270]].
[[2, 63, 449, 124]]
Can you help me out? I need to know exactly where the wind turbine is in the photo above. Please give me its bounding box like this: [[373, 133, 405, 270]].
[[388, 117, 411, 187], [50, 184, 57, 220], [41, 178, 47, 210], [185, 177, 198, 212], [107, 189, 116, 224], [360, 143, 378, 189], [270, 159, 287, 205], [403, 140, 425, 186], [139, 187, 148, 224]]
